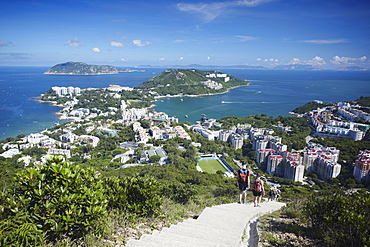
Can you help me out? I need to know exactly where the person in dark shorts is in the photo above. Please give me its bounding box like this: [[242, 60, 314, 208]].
[[252, 172, 265, 207], [236, 162, 250, 204]]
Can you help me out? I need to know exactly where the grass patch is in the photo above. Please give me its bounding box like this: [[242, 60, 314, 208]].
[[198, 159, 227, 174]]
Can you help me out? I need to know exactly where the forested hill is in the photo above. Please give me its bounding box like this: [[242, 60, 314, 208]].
[[44, 62, 137, 75], [134, 69, 249, 95]]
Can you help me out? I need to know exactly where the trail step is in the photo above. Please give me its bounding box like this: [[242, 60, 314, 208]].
[[126, 201, 285, 247]]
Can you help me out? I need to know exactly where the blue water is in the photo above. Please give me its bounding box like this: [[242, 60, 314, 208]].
[[1, 67, 369, 139], [0, 66, 161, 139]]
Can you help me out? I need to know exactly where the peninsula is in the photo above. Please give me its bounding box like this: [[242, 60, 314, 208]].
[[134, 68, 249, 96], [44, 62, 142, 75]]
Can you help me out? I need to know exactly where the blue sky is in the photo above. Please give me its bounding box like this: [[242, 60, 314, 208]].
[[1, 0, 369, 68]]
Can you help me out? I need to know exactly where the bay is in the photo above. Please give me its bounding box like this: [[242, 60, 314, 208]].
[[0, 66, 369, 139], [154, 69, 370, 123], [0, 66, 161, 139]]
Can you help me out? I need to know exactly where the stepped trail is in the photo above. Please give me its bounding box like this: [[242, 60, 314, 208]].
[[127, 201, 286, 247]]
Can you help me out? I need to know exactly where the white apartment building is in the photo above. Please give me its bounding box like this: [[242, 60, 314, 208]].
[[47, 148, 71, 158], [353, 150, 370, 182], [284, 160, 305, 182], [267, 155, 284, 176], [315, 156, 341, 180], [230, 133, 243, 149]]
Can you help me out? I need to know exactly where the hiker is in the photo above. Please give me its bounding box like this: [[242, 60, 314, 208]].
[[268, 188, 274, 201], [236, 162, 250, 204], [252, 172, 264, 207], [275, 187, 281, 201]]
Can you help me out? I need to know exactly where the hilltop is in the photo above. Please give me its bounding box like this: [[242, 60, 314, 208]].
[[44, 62, 141, 75], [134, 68, 249, 96]]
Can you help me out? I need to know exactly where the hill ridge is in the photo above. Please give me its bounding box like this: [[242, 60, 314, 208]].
[[44, 61, 139, 75]]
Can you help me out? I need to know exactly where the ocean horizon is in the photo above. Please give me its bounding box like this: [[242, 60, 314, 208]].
[[1, 66, 369, 139]]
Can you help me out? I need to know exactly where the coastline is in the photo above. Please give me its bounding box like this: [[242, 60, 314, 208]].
[[147, 84, 249, 114], [154, 84, 249, 99], [43, 69, 144, 75], [33, 97, 69, 120]]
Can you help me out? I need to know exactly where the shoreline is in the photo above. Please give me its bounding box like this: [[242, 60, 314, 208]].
[[153, 84, 248, 99], [43, 69, 144, 75], [33, 97, 68, 120], [34, 84, 249, 121]]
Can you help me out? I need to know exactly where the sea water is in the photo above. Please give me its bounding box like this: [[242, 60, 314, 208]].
[[155, 69, 370, 123], [0, 66, 369, 139]]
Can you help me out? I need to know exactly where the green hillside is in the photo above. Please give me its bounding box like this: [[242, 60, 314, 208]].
[[44, 62, 135, 75], [135, 68, 249, 95]]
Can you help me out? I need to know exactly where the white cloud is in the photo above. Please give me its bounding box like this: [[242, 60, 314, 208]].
[[64, 37, 82, 47], [235, 35, 258, 42], [91, 47, 101, 53], [177, 0, 274, 22], [179, 57, 184, 60], [0, 40, 13, 47], [264, 58, 279, 62], [307, 56, 326, 66], [256, 58, 262, 61], [174, 39, 185, 43], [121, 58, 128, 62], [110, 41, 125, 47], [133, 40, 153, 47], [302, 39, 348, 44], [289, 58, 301, 64], [207, 56, 211, 60], [330, 55, 367, 65], [158, 57, 165, 61]]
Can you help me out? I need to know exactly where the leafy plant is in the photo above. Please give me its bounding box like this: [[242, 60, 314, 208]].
[[304, 190, 370, 247], [2, 156, 108, 244]]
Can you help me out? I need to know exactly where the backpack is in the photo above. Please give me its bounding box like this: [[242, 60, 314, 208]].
[[238, 168, 249, 183], [253, 178, 263, 192]]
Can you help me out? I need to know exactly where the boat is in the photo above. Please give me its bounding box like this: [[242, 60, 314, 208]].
[[180, 98, 183, 101], [185, 115, 188, 118], [221, 101, 225, 103]]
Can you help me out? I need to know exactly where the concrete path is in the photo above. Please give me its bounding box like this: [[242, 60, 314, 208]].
[[127, 201, 286, 247]]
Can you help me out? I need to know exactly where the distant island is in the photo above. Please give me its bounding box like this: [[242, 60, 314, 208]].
[[44, 62, 143, 75], [134, 68, 249, 96], [337, 66, 368, 71], [273, 64, 322, 70], [135, 64, 267, 70]]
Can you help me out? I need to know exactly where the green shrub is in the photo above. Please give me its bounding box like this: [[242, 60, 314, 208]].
[[304, 191, 370, 247], [162, 181, 197, 204], [104, 175, 163, 216], [0, 214, 46, 247], [1, 156, 108, 244]]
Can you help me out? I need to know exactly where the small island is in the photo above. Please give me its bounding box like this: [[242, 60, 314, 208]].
[[44, 62, 143, 75]]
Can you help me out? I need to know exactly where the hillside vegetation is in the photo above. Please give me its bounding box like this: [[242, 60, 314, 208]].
[[134, 69, 249, 95], [44, 62, 136, 75]]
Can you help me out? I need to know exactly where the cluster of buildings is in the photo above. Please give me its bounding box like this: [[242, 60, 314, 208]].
[[51, 86, 81, 97], [353, 150, 370, 182], [261, 144, 341, 182], [337, 102, 370, 122], [3, 84, 370, 184], [201, 80, 223, 90], [308, 102, 369, 141], [132, 121, 191, 143], [205, 73, 231, 83], [251, 124, 341, 182]]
